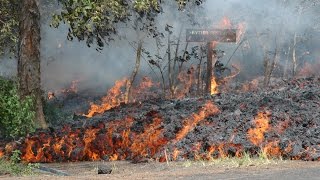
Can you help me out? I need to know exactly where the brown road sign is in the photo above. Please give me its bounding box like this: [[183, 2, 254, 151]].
[[186, 29, 237, 42], [186, 29, 236, 94]]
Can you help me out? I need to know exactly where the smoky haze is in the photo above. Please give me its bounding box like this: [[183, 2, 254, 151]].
[[0, 0, 319, 93]]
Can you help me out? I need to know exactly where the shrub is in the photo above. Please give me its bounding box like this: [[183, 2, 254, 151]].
[[0, 77, 35, 138]]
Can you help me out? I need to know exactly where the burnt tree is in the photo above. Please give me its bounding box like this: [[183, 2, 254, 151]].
[[18, 0, 47, 129]]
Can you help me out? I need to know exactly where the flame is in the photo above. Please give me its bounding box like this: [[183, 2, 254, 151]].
[[20, 112, 169, 162], [137, 76, 154, 90], [85, 78, 127, 117], [241, 79, 259, 92], [131, 76, 157, 102], [0, 149, 4, 158], [247, 112, 270, 146], [47, 80, 80, 100], [130, 116, 168, 159], [61, 80, 79, 94], [210, 77, 218, 95], [172, 148, 181, 161], [263, 141, 281, 158], [174, 101, 220, 142], [205, 143, 243, 159], [22, 139, 44, 162], [83, 128, 100, 160], [47, 92, 55, 100]]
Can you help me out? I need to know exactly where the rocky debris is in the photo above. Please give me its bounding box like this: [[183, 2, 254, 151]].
[[2, 76, 320, 163], [97, 165, 112, 174]]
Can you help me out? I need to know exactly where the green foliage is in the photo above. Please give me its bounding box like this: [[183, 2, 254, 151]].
[[9, 150, 21, 164], [0, 0, 56, 57], [52, 0, 204, 48], [0, 150, 39, 176], [0, 77, 35, 138], [0, 0, 19, 57]]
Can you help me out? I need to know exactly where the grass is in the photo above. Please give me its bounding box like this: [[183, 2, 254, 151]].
[[0, 150, 39, 176], [0, 158, 39, 176], [181, 151, 284, 168]]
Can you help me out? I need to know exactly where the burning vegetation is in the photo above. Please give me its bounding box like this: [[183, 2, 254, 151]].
[[0, 1, 319, 167], [0, 75, 319, 163]]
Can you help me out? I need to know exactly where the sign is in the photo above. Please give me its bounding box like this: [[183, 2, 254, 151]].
[[186, 29, 237, 42]]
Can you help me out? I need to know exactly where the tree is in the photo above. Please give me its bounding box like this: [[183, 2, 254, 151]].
[[18, 0, 48, 129], [0, 0, 19, 57], [52, 0, 204, 51], [0, 0, 48, 129], [52, 0, 204, 100]]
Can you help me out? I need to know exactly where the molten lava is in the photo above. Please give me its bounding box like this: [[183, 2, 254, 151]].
[[174, 101, 220, 142], [263, 141, 281, 158], [85, 78, 127, 117], [19, 100, 221, 163], [247, 112, 270, 146]]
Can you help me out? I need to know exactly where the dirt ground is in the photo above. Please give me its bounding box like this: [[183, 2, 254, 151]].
[[1, 160, 320, 180]]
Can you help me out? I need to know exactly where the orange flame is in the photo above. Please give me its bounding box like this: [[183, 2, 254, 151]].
[[131, 76, 157, 102], [210, 77, 218, 95], [172, 148, 181, 161], [130, 116, 168, 159], [20, 110, 171, 163], [85, 78, 127, 117], [174, 101, 220, 142], [263, 141, 281, 157], [247, 112, 270, 146], [47, 80, 80, 100], [0, 149, 4, 158]]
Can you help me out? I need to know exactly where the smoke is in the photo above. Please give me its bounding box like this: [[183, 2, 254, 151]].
[[0, 0, 319, 92]]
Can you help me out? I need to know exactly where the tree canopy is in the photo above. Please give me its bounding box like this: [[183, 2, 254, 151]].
[[51, 0, 205, 48], [0, 0, 19, 57]]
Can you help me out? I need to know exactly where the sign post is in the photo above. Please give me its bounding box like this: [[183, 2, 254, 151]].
[[186, 29, 236, 94]]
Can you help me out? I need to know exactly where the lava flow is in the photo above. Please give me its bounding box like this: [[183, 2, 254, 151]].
[[19, 101, 220, 163], [247, 112, 270, 146], [85, 78, 127, 117]]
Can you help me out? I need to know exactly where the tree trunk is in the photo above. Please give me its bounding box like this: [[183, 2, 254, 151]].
[[178, 42, 189, 73], [125, 41, 142, 103], [167, 34, 174, 98], [206, 42, 216, 95], [263, 47, 279, 87], [172, 27, 183, 88], [197, 46, 204, 96], [292, 32, 298, 76], [283, 46, 291, 78], [18, 0, 47, 129]]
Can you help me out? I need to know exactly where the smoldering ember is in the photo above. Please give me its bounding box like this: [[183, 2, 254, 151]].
[[0, 0, 320, 172]]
